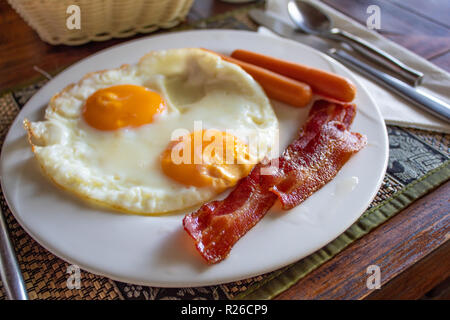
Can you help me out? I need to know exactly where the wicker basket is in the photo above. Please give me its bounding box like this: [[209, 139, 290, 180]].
[[8, 0, 194, 45]]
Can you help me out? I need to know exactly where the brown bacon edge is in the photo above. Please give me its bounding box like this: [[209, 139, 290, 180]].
[[183, 100, 367, 264]]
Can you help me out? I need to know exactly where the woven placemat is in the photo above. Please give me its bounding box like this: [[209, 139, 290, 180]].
[[0, 4, 449, 300]]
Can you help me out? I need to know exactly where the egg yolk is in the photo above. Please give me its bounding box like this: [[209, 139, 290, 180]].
[[160, 130, 255, 191], [82, 84, 165, 130]]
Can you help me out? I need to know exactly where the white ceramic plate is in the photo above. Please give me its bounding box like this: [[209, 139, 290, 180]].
[[0, 30, 388, 287]]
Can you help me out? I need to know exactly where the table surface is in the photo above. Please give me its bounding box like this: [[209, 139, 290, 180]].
[[1, 0, 449, 300]]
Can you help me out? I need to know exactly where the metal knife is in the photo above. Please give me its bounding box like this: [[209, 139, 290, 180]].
[[0, 208, 28, 300], [248, 9, 450, 123]]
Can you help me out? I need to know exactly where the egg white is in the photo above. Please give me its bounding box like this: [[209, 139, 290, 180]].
[[25, 48, 279, 214]]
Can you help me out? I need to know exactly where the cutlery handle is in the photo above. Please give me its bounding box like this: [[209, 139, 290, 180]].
[[331, 28, 424, 86], [0, 209, 28, 300], [329, 49, 450, 123]]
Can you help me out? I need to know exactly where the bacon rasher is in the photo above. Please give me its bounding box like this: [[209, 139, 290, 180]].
[[183, 100, 367, 263]]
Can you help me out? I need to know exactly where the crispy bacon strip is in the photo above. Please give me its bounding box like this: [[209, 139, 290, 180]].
[[183, 100, 367, 263], [183, 164, 278, 263], [267, 100, 365, 209]]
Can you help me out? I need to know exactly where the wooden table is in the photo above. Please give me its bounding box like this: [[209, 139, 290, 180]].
[[1, 0, 449, 299]]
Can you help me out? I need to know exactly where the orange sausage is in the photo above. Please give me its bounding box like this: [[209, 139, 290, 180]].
[[231, 49, 357, 102], [205, 49, 312, 108]]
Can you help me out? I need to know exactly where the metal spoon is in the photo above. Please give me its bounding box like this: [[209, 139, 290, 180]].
[[287, 0, 424, 86]]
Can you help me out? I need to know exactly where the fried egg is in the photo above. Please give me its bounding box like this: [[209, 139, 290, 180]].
[[24, 48, 278, 214]]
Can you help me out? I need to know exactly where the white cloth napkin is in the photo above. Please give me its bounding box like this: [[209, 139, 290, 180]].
[[259, 0, 450, 133]]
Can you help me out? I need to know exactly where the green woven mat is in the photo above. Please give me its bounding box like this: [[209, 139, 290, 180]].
[[0, 4, 449, 300]]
